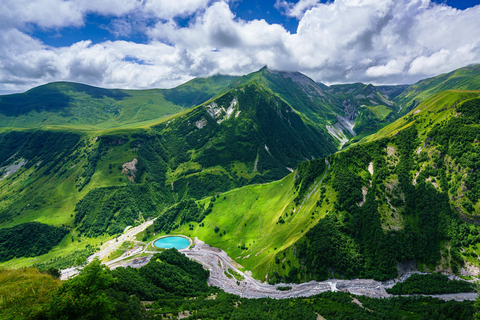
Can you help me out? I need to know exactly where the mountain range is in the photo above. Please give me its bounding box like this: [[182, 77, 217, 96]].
[[1, 64, 480, 286]]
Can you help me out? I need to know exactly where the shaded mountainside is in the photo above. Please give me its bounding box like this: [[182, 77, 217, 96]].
[[0, 222, 68, 262]]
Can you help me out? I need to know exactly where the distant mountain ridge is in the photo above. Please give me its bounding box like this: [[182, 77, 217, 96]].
[[0, 76, 237, 129], [0, 67, 407, 146]]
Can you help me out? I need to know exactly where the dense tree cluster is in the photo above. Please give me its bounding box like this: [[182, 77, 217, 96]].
[[153, 199, 213, 234], [387, 273, 475, 295], [0, 222, 68, 262], [74, 185, 163, 237], [430, 97, 480, 205], [294, 159, 326, 204]]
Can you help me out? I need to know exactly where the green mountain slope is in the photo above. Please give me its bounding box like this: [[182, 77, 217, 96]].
[[228, 67, 406, 148], [327, 83, 405, 138], [0, 78, 337, 268], [169, 160, 330, 280], [155, 80, 336, 195], [162, 75, 238, 108]]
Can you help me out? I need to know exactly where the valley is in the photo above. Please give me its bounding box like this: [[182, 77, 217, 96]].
[[1, 64, 480, 306]]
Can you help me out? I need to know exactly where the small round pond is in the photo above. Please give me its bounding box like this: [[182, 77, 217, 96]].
[[154, 236, 190, 249]]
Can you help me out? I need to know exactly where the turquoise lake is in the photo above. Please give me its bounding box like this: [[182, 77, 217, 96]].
[[154, 236, 190, 249]]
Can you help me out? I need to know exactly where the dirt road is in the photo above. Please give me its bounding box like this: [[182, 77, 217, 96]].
[[60, 219, 155, 280]]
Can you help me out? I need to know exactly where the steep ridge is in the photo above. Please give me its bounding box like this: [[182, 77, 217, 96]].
[[226, 67, 406, 148], [144, 80, 337, 199]]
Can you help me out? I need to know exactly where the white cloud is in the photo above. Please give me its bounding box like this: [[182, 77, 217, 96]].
[[144, 0, 211, 19], [0, 0, 208, 31], [275, 0, 320, 19], [366, 59, 406, 77], [0, 0, 84, 29], [1, 0, 480, 94]]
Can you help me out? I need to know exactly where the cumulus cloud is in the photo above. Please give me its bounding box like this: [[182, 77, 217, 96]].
[[275, 0, 320, 19], [1, 0, 480, 94], [0, 0, 141, 30]]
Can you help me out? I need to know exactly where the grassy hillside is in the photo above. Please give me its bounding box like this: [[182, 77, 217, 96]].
[[359, 90, 480, 144], [170, 162, 331, 280], [0, 268, 62, 320], [162, 75, 237, 108]]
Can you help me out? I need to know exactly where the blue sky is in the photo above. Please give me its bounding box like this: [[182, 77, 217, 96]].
[[1, 0, 480, 94]]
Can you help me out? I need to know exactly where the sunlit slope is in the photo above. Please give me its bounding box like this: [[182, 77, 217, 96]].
[[396, 64, 480, 115], [165, 93, 480, 283], [359, 90, 480, 144], [171, 160, 331, 280], [0, 268, 61, 319]]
